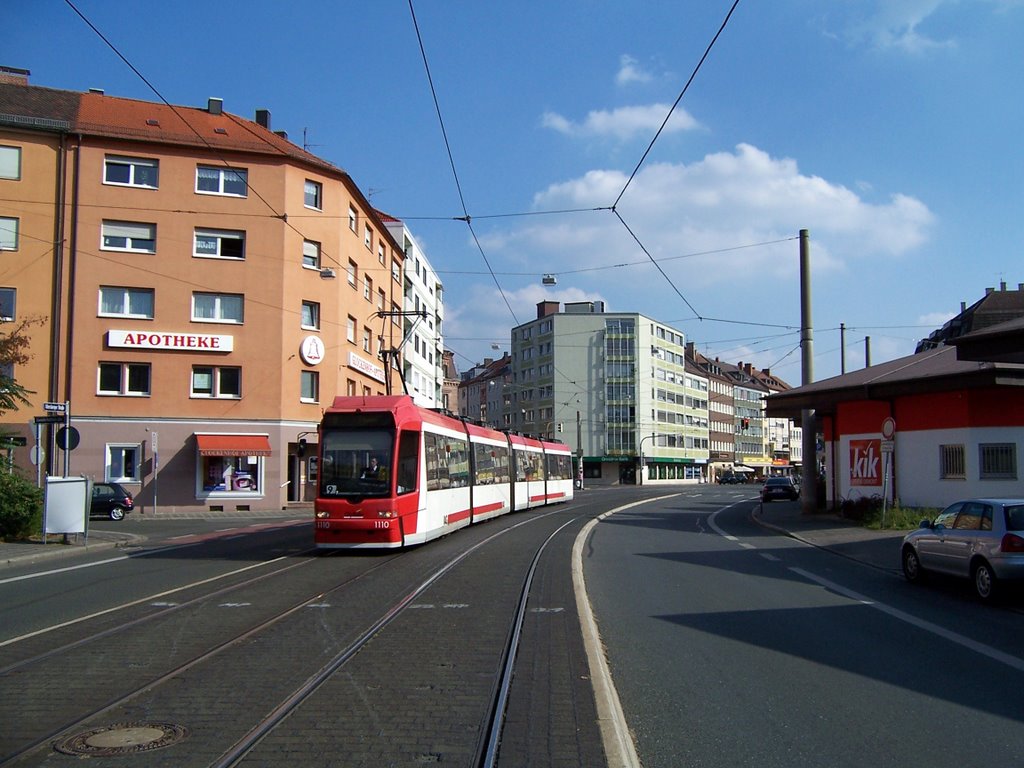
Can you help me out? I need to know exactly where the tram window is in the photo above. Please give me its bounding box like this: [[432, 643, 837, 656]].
[[474, 443, 510, 485], [396, 431, 418, 494], [319, 428, 393, 497], [426, 433, 469, 490]]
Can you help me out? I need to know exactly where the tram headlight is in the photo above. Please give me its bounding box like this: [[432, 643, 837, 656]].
[[316, 510, 329, 519], [378, 510, 396, 519]]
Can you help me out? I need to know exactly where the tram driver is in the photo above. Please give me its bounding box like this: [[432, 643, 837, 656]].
[[361, 456, 383, 480]]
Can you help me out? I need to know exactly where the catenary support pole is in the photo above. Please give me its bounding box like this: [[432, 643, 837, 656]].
[[799, 230, 818, 514]]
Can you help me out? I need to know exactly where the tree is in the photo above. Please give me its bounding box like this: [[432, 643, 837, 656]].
[[0, 317, 42, 414]]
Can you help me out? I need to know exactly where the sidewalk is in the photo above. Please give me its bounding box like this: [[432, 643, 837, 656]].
[[0, 506, 308, 568], [0, 528, 144, 567], [753, 500, 906, 572]]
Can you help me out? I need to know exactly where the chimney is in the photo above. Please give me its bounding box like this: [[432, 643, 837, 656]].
[[685, 341, 696, 359], [762, 368, 771, 376], [1000, 281, 1008, 291], [0, 66, 30, 85], [274, 130, 288, 140], [88, 88, 104, 95], [961, 301, 967, 312], [537, 300, 560, 318], [208, 97, 223, 115], [985, 287, 994, 295], [744, 363, 753, 375], [255, 109, 271, 129]]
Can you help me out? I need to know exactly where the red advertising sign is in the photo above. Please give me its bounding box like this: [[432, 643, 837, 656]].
[[850, 439, 881, 486]]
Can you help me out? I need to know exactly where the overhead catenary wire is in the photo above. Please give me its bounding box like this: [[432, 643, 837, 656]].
[[407, 0, 519, 326]]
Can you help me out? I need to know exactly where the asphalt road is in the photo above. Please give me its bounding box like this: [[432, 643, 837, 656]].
[[584, 487, 1024, 767]]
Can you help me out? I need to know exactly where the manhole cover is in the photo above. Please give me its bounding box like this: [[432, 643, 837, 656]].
[[54, 722, 189, 756]]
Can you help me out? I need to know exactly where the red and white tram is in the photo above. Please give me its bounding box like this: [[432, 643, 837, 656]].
[[314, 395, 574, 549]]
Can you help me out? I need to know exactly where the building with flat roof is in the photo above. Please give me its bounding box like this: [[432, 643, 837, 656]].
[[510, 301, 709, 485]]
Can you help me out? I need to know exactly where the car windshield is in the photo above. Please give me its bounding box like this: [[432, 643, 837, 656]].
[[766, 478, 790, 486]]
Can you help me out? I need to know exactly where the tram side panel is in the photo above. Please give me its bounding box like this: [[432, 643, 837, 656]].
[[543, 445, 574, 504], [467, 429, 513, 523]]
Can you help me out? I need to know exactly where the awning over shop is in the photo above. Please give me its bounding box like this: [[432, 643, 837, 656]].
[[195, 434, 272, 457]]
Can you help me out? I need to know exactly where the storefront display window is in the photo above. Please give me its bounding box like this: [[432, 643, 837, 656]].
[[201, 455, 263, 494]]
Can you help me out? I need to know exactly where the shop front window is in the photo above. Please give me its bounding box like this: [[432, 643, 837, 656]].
[[201, 455, 263, 494]]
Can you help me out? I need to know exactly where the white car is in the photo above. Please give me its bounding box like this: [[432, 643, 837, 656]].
[[901, 498, 1024, 601]]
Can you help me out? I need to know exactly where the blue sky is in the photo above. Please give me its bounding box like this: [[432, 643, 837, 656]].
[[9, 1, 1024, 384]]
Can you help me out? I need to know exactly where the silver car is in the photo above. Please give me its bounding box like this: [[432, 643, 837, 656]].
[[901, 498, 1024, 601]]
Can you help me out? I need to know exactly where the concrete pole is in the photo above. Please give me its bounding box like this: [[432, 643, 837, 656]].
[[799, 230, 818, 514]]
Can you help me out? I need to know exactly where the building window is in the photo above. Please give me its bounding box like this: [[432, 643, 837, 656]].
[[364, 225, 373, 250], [364, 276, 372, 301], [377, 288, 385, 312], [99, 286, 154, 319], [346, 379, 356, 396], [192, 292, 243, 323], [392, 258, 401, 282], [304, 179, 322, 210], [98, 362, 151, 396], [347, 315, 356, 343], [378, 243, 386, 265], [196, 165, 247, 196], [194, 228, 245, 259], [192, 366, 241, 398], [939, 444, 966, 480], [347, 259, 357, 286], [363, 327, 372, 353], [301, 300, 320, 330], [302, 240, 321, 269], [301, 370, 319, 402], [200, 454, 264, 495], [103, 155, 158, 189], [348, 205, 357, 232], [0, 145, 22, 181], [106, 444, 141, 482], [979, 443, 1017, 480], [100, 221, 156, 254], [0, 288, 15, 321], [0, 217, 17, 250]]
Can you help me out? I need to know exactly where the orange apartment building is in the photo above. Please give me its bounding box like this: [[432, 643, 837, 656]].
[[0, 70, 405, 512]]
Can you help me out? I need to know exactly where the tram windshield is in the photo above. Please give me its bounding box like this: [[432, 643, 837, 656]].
[[319, 428, 394, 497]]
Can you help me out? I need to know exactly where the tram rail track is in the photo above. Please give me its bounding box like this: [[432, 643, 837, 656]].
[[0, 506, 596, 767]]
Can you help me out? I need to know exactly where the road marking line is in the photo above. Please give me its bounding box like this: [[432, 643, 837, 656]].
[[0, 556, 292, 648], [790, 567, 1024, 673], [575, 493, 679, 768]]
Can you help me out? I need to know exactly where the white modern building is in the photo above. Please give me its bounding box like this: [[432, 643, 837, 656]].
[[379, 213, 445, 408], [510, 301, 709, 485]]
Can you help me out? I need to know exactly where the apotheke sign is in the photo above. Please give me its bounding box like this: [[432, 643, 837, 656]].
[[107, 330, 234, 352], [348, 352, 386, 383]]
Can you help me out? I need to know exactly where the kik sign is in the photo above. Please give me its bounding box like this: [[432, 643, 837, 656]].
[[849, 439, 881, 486]]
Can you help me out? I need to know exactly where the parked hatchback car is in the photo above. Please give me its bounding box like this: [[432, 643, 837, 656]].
[[901, 498, 1024, 601], [90, 482, 135, 521], [760, 476, 799, 502]]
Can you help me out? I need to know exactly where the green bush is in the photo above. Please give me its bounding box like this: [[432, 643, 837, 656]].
[[0, 469, 43, 540]]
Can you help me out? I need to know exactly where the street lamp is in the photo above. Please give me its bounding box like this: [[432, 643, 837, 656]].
[[638, 433, 659, 486]]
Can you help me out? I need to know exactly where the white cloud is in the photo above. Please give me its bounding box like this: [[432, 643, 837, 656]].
[[616, 54, 653, 86], [448, 143, 935, 372], [917, 310, 956, 327], [541, 104, 701, 141], [836, 0, 1024, 53]]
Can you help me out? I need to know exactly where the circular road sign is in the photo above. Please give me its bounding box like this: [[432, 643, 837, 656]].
[[881, 417, 896, 440], [56, 426, 81, 451]]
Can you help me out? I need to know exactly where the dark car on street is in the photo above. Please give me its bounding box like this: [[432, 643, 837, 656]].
[[760, 476, 799, 502], [718, 472, 745, 484], [90, 482, 135, 520]]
